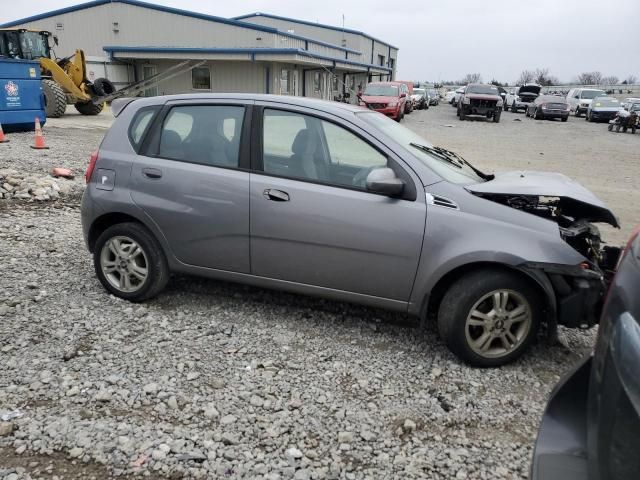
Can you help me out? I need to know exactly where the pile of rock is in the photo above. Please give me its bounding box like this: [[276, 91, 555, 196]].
[[0, 169, 77, 201]]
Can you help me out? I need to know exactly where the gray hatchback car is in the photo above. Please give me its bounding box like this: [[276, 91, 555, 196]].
[[82, 94, 621, 367]]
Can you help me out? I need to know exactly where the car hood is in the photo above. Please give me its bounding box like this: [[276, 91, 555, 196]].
[[518, 85, 542, 95], [361, 95, 397, 103], [466, 171, 619, 227]]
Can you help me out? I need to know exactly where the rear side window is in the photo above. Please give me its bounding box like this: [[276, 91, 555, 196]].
[[158, 105, 245, 168], [128, 106, 159, 151]]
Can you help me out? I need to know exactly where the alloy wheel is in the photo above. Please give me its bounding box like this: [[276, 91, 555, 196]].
[[100, 236, 149, 293], [464, 289, 532, 359]]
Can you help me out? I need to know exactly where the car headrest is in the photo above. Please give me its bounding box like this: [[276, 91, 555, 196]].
[[291, 129, 315, 155]]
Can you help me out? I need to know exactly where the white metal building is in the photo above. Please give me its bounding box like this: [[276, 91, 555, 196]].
[[0, 0, 397, 103]]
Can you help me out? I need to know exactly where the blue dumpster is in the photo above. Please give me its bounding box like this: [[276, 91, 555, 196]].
[[0, 59, 46, 131]]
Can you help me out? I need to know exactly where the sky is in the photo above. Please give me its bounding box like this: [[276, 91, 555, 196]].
[[2, 0, 639, 84]]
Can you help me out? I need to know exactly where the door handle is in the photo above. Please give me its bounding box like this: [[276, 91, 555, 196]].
[[263, 189, 290, 202], [142, 168, 162, 179]]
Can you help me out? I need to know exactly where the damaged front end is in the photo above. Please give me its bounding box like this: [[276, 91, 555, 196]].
[[466, 171, 623, 329]]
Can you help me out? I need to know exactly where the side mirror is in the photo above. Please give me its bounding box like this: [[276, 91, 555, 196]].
[[574, 95, 579, 99], [400, 92, 406, 98], [366, 168, 404, 197]]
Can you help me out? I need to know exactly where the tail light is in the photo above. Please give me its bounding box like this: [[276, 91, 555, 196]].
[[85, 150, 99, 184]]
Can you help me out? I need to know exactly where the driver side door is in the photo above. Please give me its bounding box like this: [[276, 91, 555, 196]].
[[250, 105, 426, 301]]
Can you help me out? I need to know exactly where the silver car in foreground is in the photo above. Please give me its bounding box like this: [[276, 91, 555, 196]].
[[81, 94, 621, 367]]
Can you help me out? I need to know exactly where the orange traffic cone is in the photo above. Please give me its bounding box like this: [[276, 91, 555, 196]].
[[0, 121, 9, 143], [30, 117, 49, 150]]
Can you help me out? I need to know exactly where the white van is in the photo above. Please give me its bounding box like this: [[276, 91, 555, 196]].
[[566, 88, 606, 117]]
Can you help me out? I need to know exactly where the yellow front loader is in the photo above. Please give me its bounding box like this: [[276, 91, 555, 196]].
[[0, 29, 115, 117]]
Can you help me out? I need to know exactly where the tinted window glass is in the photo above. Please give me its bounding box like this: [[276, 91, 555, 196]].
[[158, 105, 244, 168], [262, 109, 387, 188], [128, 106, 159, 151]]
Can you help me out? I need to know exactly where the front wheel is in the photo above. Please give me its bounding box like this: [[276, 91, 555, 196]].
[[459, 107, 466, 120], [511, 102, 517, 113], [437, 270, 541, 367], [575, 109, 581, 117], [608, 123, 614, 131], [94, 222, 169, 302], [493, 111, 501, 123]]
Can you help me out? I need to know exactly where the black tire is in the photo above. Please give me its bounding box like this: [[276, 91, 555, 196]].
[[575, 109, 581, 117], [41, 79, 67, 118], [622, 126, 628, 133], [608, 123, 614, 131], [437, 269, 542, 367], [511, 102, 517, 113], [94, 222, 169, 302], [586, 113, 592, 122], [75, 101, 104, 115], [493, 111, 501, 123], [561, 116, 568, 122], [616, 124, 621, 132], [92, 77, 116, 97], [459, 107, 466, 120], [535, 108, 543, 120]]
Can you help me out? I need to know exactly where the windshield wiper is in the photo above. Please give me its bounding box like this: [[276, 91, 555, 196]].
[[409, 143, 493, 180], [409, 143, 464, 168]]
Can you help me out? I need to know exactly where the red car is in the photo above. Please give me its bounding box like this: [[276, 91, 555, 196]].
[[358, 82, 408, 122]]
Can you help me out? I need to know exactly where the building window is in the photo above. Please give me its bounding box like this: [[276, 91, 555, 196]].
[[378, 54, 385, 67], [332, 75, 338, 92], [389, 58, 395, 70], [313, 72, 321, 93], [192, 66, 211, 90], [280, 69, 293, 94]]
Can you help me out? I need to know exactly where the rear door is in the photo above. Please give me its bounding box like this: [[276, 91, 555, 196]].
[[249, 104, 426, 301], [130, 100, 252, 272]]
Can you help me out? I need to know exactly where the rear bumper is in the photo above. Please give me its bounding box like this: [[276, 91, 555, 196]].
[[590, 111, 617, 121], [530, 356, 591, 480], [541, 108, 570, 118]]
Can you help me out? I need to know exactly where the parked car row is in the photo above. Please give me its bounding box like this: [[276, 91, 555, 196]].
[[358, 81, 446, 121]]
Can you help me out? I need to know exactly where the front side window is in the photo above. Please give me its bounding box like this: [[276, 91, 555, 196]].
[[158, 105, 244, 168], [262, 109, 387, 188], [191, 67, 211, 90]]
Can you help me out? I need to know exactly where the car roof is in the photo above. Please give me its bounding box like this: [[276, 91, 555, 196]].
[[125, 93, 366, 114]]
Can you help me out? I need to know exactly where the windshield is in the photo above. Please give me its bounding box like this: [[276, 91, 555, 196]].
[[357, 111, 486, 185], [592, 98, 620, 107], [580, 90, 605, 99], [364, 85, 398, 96], [413, 89, 426, 95], [18, 31, 49, 59], [466, 85, 499, 95]]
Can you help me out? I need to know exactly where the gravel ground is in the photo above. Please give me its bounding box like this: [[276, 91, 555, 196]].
[[0, 104, 637, 479]]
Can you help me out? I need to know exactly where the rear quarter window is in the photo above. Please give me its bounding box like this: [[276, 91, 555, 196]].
[[128, 106, 159, 151]]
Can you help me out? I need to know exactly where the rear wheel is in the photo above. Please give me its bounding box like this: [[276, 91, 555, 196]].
[[511, 102, 517, 113], [561, 116, 568, 122], [41, 79, 67, 118], [75, 101, 104, 115], [437, 270, 541, 367], [94, 222, 169, 302], [535, 107, 543, 120]]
